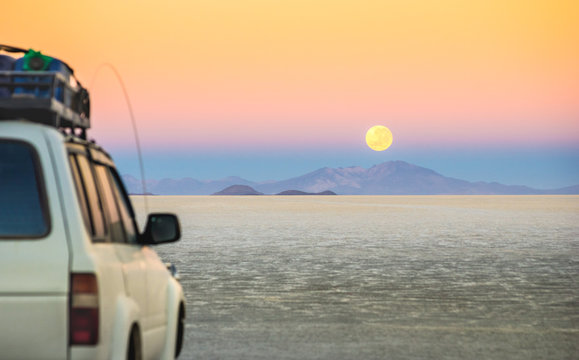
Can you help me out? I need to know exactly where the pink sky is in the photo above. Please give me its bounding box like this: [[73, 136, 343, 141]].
[[2, 0, 578, 187], [3, 0, 578, 152]]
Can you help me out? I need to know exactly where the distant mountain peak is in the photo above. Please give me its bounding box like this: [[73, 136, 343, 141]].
[[276, 190, 337, 196], [212, 185, 263, 196], [123, 160, 579, 196]]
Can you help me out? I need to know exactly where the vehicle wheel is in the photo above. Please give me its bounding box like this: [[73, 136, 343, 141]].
[[175, 304, 185, 358], [127, 325, 142, 360]]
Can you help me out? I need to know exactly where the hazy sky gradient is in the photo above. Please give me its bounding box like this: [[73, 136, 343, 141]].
[[3, 0, 578, 188]]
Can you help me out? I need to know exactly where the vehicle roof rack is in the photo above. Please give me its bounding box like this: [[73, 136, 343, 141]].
[[0, 45, 90, 138]]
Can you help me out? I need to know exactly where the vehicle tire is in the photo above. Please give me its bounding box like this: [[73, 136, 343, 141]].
[[175, 304, 185, 358], [127, 325, 142, 360]]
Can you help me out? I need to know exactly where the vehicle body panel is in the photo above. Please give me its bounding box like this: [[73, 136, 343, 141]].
[[0, 295, 68, 359], [0, 121, 70, 358]]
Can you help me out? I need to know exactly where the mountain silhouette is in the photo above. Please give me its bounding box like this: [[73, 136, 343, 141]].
[[212, 185, 263, 196], [123, 161, 578, 195], [276, 190, 337, 196]]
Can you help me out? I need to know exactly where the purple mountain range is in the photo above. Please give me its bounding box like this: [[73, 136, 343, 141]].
[[123, 160, 579, 195]]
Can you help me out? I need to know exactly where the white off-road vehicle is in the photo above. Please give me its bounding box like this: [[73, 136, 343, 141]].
[[0, 45, 185, 359]]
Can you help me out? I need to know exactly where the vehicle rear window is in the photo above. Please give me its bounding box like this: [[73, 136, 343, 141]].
[[0, 140, 49, 238]]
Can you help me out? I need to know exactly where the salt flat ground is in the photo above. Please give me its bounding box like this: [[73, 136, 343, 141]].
[[132, 195, 579, 360]]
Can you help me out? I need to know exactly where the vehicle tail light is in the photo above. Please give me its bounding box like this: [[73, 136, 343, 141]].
[[69, 273, 99, 345]]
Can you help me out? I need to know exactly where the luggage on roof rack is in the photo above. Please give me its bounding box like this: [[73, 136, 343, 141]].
[[0, 45, 90, 135]]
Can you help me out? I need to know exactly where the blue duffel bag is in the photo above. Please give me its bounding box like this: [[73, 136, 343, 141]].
[[13, 50, 72, 104]]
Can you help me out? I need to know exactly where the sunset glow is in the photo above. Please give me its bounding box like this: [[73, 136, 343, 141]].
[[2, 0, 578, 187]]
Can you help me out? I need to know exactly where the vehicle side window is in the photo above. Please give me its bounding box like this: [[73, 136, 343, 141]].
[[109, 168, 138, 244], [95, 165, 126, 243], [0, 140, 49, 238], [68, 154, 92, 234], [76, 155, 106, 241]]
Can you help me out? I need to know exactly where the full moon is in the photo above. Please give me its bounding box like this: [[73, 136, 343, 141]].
[[366, 125, 393, 151]]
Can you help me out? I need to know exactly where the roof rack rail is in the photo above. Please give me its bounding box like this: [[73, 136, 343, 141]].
[[0, 45, 90, 137]]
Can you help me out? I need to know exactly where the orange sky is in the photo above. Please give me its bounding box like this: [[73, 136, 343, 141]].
[[2, 0, 578, 151]]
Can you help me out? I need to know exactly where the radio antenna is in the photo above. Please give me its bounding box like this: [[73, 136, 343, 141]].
[[90, 63, 149, 214]]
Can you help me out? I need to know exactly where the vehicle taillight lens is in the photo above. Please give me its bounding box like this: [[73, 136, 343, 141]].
[[70, 273, 99, 345]]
